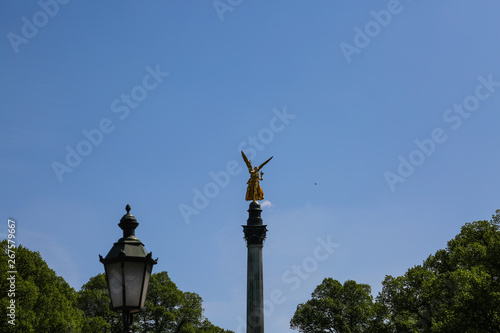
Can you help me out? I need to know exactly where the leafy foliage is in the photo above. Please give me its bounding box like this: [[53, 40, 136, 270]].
[[78, 271, 233, 333], [290, 278, 377, 333], [77, 273, 121, 332], [291, 210, 500, 332], [0, 240, 233, 332], [378, 211, 500, 332], [0, 240, 83, 333]]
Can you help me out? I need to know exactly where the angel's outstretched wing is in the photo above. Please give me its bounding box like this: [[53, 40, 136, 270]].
[[257, 156, 273, 171], [241, 151, 253, 172]]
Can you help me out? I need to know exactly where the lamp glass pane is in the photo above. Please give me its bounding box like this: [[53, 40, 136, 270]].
[[124, 261, 145, 308], [140, 264, 152, 308], [106, 262, 123, 308]]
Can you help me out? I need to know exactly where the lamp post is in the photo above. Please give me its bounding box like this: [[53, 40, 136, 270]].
[[100, 204, 158, 333]]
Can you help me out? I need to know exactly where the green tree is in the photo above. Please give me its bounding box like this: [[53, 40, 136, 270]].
[[290, 278, 377, 333], [136, 272, 233, 332], [77, 273, 121, 333], [0, 240, 83, 333], [198, 318, 234, 333], [378, 210, 500, 332], [79, 270, 233, 333], [377, 265, 438, 332]]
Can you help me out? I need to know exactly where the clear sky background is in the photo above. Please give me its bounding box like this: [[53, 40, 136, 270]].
[[2, 1, 500, 332]]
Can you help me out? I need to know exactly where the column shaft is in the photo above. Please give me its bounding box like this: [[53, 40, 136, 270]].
[[247, 244, 264, 333], [243, 201, 267, 333]]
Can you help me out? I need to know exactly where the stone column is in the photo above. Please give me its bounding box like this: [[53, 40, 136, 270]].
[[243, 201, 267, 333]]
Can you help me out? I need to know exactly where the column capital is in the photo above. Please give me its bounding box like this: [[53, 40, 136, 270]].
[[243, 225, 267, 246]]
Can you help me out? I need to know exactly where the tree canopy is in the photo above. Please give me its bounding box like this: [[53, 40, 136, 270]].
[[0, 240, 233, 333], [0, 240, 83, 333], [291, 210, 500, 332], [290, 278, 375, 333], [78, 271, 234, 333], [377, 210, 500, 332]]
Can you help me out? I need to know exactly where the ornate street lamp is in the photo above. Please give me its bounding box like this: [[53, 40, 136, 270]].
[[100, 204, 158, 333]]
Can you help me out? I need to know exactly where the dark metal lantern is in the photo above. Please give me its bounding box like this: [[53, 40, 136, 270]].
[[100, 205, 158, 314]]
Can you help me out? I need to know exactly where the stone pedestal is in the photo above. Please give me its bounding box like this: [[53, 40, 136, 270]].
[[243, 201, 267, 333]]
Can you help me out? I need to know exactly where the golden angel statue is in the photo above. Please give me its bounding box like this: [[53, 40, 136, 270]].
[[241, 151, 273, 201]]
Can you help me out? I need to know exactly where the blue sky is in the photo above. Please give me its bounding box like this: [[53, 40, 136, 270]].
[[2, 1, 500, 332]]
